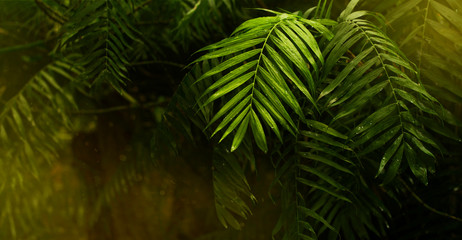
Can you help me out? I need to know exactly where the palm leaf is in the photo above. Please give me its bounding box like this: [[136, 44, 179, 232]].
[[382, 0, 462, 106], [173, 0, 250, 47], [320, 10, 445, 185], [295, 120, 390, 240], [192, 11, 332, 153], [213, 147, 256, 230], [0, 60, 81, 238], [58, 0, 143, 94]]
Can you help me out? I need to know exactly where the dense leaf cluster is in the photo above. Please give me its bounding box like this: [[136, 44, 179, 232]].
[[0, 0, 461, 239]]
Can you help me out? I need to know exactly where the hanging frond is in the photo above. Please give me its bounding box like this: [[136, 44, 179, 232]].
[[178, 1, 458, 239], [192, 11, 332, 153], [213, 147, 256, 230], [0, 60, 80, 172], [174, 0, 251, 46], [0, 159, 87, 240], [2, 0, 460, 239], [320, 8, 446, 185], [296, 121, 390, 240], [380, 0, 462, 106], [297, 124, 353, 205], [0, 60, 82, 238], [159, 60, 258, 230], [155, 60, 217, 155], [272, 117, 389, 239], [271, 150, 312, 240], [58, 0, 143, 93]]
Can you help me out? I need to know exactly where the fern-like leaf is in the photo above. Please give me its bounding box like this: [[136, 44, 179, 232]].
[[383, 0, 462, 105], [297, 122, 390, 240], [213, 147, 256, 230], [58, 0, 143, 93], [321, 10, 443, 185], [0, 60, 80, 170], [0, 60, 81, 238], [158, 60, 257, 230], [193, 12, 332, 153]]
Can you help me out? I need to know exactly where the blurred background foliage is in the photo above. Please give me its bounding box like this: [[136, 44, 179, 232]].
[[0, 0, 461, 239]]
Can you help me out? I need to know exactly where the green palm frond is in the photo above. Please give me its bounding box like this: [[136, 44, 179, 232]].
[[315, 184, 390, 240], [0, 60, 81, 238], [0, 160, 87, 240], [270, 95, 394, 239], [183, 3, 455, 238], [192, 12, 332, 153], [297, 124, 353, 205], [271, 152, 310, 240], [297, 119, 390, 239], [271, 118, 390, 239], [415, 0, 462, 105], [174, 0, 250, 46], [272, 153, 342, 239], [320, 9, 445, 185], [213, 147, 256, 230], [373, 0, 462, 106], [157, 60, 216, 152], [175, 0, 223, 42], [2, 0, 460, 239], [159, 60, 257, 230], [58, 0, 143, 93], [0, 60, 80, 171]]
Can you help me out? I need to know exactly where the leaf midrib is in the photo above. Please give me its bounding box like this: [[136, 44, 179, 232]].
[[351, 20, 406, 139], [248, 20, 283, 113]]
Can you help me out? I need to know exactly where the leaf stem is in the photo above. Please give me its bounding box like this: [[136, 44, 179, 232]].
[[71, 101, 169, 115], [130, 60, 185, 68], [249, 21, 281, 109], [0, 40, 45, 55], [133, 0, 153, 13], [34, 0, 66, 24], [400, 178, 462, 223], [417, 0, 432, 71], [352, 20, 406, 138]]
